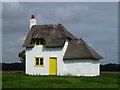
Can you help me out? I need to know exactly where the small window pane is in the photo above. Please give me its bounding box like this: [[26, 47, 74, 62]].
[[36, 40, 39, 45], [36, 62, 39, 65], [36, 58, 39, 62], [33, 39, 35, 45], [40, 62, 43, 65], [40, 58, 43, 62], [40, 41, 43, 45]]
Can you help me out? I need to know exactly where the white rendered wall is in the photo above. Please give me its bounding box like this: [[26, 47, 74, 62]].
[[26, 40, 100, 76], [26, 40, 68, 75], [63, 60, 100, 76]]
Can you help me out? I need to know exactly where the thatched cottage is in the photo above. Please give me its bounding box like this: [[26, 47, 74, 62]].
[[23, 15, 103, 76]]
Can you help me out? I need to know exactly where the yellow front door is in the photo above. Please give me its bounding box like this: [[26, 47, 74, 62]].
[[49, 58, 57, 75]]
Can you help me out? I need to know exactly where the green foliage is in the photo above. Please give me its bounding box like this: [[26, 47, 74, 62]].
[[2, 72, 119, 88], [18, 50, 26, 63]]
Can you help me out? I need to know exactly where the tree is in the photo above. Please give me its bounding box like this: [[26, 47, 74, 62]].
[[18, 50, 26, 63], [18, 50, 26, 72]]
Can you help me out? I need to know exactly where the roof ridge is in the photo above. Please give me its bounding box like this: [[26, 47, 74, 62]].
[[35, 24, 62, 26]]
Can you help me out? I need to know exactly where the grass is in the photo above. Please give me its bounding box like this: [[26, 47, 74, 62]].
[[2, 71, 119, 88]]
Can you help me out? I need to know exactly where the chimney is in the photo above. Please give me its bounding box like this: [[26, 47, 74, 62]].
[[30, 15, 37, 28]]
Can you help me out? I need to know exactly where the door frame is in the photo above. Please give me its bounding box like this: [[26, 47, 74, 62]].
[[49, 57, 57, 75]]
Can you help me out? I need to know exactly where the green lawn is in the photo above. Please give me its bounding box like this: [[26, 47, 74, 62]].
[[2, 71, 119, 88]]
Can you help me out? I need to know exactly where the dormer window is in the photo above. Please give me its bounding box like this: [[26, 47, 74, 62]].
[[33, 38, 45, 46]]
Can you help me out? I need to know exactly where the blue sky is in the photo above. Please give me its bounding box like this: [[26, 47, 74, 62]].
[[2, 2, 118, 64]]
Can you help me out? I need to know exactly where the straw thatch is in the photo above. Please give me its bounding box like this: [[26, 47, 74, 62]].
[[23, 24, 103, 60], [63, 39, 103, 60], [23, 24, 77, 47]]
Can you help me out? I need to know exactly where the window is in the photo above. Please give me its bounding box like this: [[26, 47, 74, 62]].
[[35, 57, 44, 67], [33, 39, 45, 46]]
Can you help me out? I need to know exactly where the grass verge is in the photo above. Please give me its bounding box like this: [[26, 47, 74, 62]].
[[2, 71, 119, 88]]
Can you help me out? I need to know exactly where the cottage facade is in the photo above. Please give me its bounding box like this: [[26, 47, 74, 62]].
[[23, 15, 103, 76]]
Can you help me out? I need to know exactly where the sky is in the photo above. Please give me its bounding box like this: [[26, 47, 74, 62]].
[[2, 2, 118, 64]]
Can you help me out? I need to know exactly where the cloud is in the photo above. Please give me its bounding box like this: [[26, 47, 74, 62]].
[[2, 2, 30, 34], [2, 33, 25, 63], [2, 2, 26, 20], [55, 5, 89, 24], [2, 2, 118, 64], [30, 4, 89, 25], [2, 19, 29, 34], [19, 36, 26, 42]]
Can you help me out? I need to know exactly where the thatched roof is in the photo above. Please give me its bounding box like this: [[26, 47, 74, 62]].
[[23, 24, 77, 47], [63, 39, 103, 60], [23, 24, 103, 60]]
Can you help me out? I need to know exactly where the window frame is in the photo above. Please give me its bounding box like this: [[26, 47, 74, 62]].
[[34, 57, 44, 67], [33, 39, 43, 46]]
